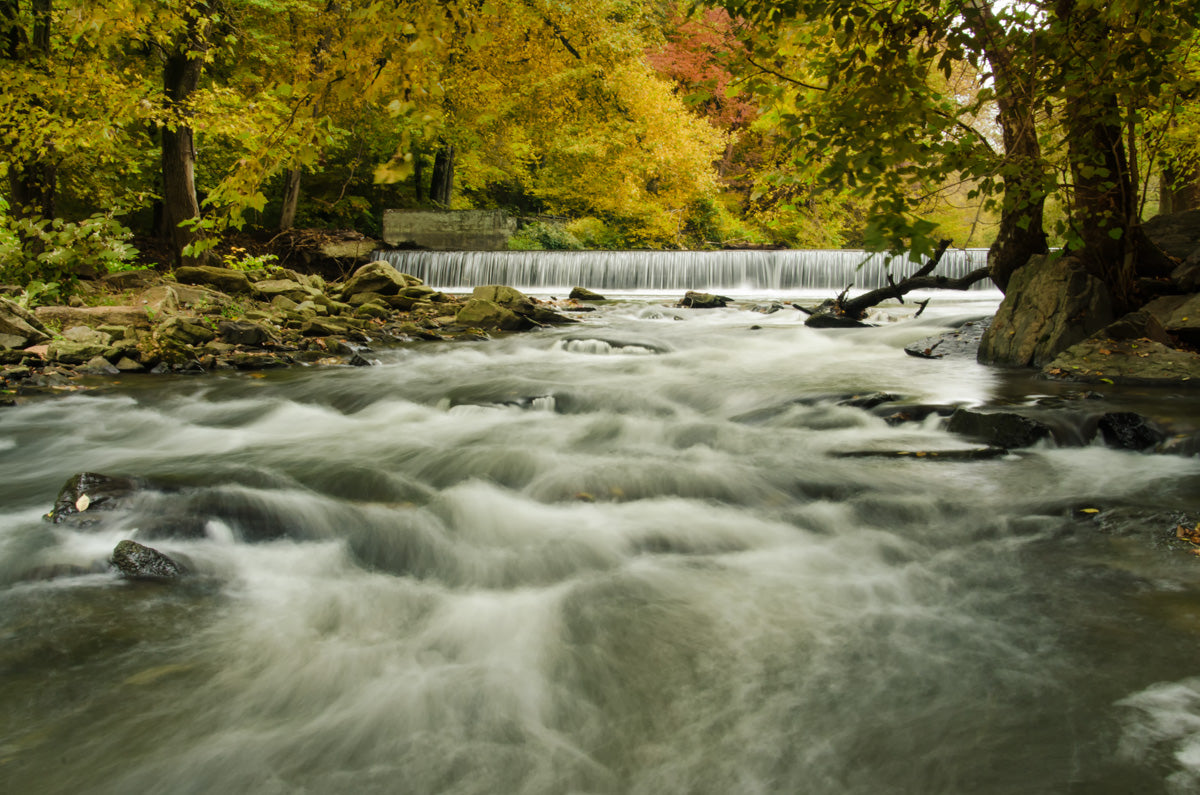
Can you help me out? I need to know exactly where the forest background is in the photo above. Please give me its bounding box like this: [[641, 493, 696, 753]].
[[0, 0, 1197, 301]]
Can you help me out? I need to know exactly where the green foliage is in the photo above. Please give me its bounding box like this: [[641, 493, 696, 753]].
[[509, 221, 584, 250], [220, 247, 278, 271], [0, 198, 139, 290]]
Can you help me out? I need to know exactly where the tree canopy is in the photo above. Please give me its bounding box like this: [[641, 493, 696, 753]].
[[0, 0, 1198, 289]]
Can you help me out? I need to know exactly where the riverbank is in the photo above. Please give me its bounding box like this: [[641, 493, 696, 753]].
[[0, 260, 587, 403]]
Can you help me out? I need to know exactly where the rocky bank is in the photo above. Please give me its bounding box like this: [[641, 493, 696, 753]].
[[0, 260, 581, 402]]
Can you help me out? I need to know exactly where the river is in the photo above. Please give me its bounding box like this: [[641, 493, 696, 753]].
[[2, 287, 1200, 793]]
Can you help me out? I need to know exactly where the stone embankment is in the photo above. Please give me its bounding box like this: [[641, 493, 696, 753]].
[[0, 260, 580, 402]]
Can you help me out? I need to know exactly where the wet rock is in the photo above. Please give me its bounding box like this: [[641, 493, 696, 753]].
[[79, 355, 120, 375], [339, 260, 412, 298], [677, 291, 730, 309], [1160, 432, 1200, 457], [1097, 412, 1166, 451], [945, 408, 1052, 449], [114, 356, 145, 372], [905, 318, 991, 359], [875, 404, 959, 426], [455, 299, 528, 331], [174, 265, 255, 295], [348, 353, 374, 366], [111, 539, 184, 581], [569, 287, 606, 301], [48, 472, 139, 524], [836, 392, 901, 409], [230, 352, 289, 369], [979, 254, 1114, 367], [833, 447, 1009, 460], [751, 303, 785, 314]]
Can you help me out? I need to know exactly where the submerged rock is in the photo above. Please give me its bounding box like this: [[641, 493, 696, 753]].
[[569, 287, 606, 301], [111, 539, 185, 580], [1098, 412, 1167, 451], [945, 408, 1052, 449], [48, 472, 139, 524], [677, 291, 730, 309]]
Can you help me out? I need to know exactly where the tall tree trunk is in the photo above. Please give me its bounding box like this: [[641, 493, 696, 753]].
[[279, 168, 302, 230], [1055, 0, 1137, 313], [962, 1, 1049, 292], [1160, 163, 1200, 214], [430, 145, 455, 207], [160, 7, 210, 266]]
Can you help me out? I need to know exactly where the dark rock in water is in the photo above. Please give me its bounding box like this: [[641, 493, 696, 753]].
[[876, 404, 959, 426], [834, 447, 1009, 460], [677, 291, 730, 309], [569, 287, 605, 301], [1160, 432, 1200, 457], [805, 312, 870, 328], [836, 392, 901, 410], [78, 355, 120, 375], [111, 539, 184, 580], [751, 303, 785, 315], [905, 318, 991, 359], [1097, 412, 1166, 451], [48, 472, 139, 524], [946, 408, 1052, 449], [348, 353, 374, 367]]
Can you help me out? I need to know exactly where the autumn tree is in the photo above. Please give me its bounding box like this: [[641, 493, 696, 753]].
[[717, 0, 1199, 309]]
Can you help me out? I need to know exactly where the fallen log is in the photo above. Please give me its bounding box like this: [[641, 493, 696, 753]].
[[801, 240, 993, 326]]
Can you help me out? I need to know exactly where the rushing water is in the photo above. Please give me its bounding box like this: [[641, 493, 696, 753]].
[[3, 291, 1200, 794], [375, 248, 990, 293]]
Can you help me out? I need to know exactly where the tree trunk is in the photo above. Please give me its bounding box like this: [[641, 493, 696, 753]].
[[1056, 0, 1137, 313], [160, 8, 210, 266], [1160, 163, 1200, 214], [430, 145, 455, 207], [962, 1, 1049, 292], [279, 168, 302, 230]]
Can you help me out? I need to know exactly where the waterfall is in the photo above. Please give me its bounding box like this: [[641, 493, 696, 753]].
[[372, 248, 991, 292]]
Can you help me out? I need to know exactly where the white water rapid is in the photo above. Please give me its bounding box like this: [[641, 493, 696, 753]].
[[2, 290, 1200, 794]]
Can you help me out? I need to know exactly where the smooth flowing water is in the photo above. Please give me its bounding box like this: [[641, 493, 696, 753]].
[[3, 291, 1200, 794]]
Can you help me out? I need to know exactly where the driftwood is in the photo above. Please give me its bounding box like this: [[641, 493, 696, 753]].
[[798, 240, 993, 325]]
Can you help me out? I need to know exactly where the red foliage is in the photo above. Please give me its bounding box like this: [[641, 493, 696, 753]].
[[646, 7, 758, 133]]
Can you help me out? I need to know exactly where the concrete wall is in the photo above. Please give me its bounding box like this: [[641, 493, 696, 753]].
[[382, 210, 516, 250]]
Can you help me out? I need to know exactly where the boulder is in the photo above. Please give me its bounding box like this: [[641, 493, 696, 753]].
[[79, 355, 120, 375], [466, 286, 576, 326], [1042, 337, 1200, 385], [101, 269, 161, 291], [1143, 294, 1200, 347], [455, 299, 528, 330], [111, 539, 184, 580], [1097, 412, 1166, 451], [978, 254, 1114, 367], [174, 265, 255, 295], [47, 334, 112, 365], [0, 296, 51, 347], [253, 278, 312, 303], [216, 320, 279, 346], [339, 260, 412, 298], [569, 287, 606, 301], [905, 318, 991, 359], [35, 304, 155, 329], [472, 284, 535, 309], [1172, 250, 1200, 292], [47, 472, 139, 524], [945, 408, 1052, 448], [157, 317, 216, 346], [1141, 208, 1200, 261], [677, 291, 730, 309]]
